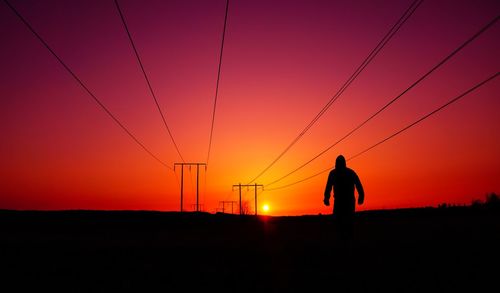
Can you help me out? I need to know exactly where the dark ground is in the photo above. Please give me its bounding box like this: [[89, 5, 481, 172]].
[[1, 207, 499, 292]]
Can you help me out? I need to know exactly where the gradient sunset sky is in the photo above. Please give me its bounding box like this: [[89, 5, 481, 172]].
[[1, 0, 499, 215]]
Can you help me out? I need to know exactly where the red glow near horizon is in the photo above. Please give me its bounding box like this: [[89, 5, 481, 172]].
[[1, 0, 499, 215]]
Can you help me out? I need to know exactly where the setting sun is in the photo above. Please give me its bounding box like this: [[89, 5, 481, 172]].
[[262, 204, 270, 213]]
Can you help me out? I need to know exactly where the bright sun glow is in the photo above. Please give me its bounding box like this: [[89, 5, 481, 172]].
[[262, 204, 270, 213]]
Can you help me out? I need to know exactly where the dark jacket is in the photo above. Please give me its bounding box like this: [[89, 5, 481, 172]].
[[324, 156, 364, 216]]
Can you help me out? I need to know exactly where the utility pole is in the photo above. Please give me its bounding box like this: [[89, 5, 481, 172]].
[[219, 201, 238, 214], [191, 204, 204, 212], [174, 163, 207, 212], [233, 183, 242, 215], [232, 183, 264, 215]]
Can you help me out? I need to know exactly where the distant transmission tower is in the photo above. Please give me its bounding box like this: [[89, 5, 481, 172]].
[[232, 183, 264, 215], [219, 201, 238, 214]]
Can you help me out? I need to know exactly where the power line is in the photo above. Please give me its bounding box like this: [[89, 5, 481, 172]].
[[266, 72, 499, 191], [114, 0, 185, 162], [349, 72, 499, 160], [248, 0, 423, 184], [207, 0, 230, 165], [3, 0, 172, 170], [266, 14, 499, 187]]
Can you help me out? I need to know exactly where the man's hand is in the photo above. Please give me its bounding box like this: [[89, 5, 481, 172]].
[[323, 199, 330, 206], [358, 197, 364, 205]]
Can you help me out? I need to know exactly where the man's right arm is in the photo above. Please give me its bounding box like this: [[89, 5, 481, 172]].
[[324, 172, 333, 206]]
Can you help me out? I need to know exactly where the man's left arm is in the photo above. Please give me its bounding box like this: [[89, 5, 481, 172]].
[[355, 173, 364, 205]]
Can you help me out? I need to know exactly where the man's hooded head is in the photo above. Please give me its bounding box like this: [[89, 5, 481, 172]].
[[335, 155, 346, 169]]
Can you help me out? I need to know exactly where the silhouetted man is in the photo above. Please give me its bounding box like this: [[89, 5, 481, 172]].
[[324, 155, 364, 239]]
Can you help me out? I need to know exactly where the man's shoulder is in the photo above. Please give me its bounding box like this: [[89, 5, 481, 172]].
[[346, 168, 358, 176], [330, 168, 357, 176]]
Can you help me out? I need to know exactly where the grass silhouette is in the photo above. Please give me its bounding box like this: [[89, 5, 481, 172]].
[[1, 205, 498, 292]]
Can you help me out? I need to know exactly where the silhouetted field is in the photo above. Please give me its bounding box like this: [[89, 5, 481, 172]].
[[1, 207, 498, 292]]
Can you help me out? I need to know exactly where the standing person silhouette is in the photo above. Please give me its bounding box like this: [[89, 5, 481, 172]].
[[324, 155, 364, 240]]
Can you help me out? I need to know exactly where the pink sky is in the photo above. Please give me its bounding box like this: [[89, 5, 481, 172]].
[[1, 0, 499, 215]]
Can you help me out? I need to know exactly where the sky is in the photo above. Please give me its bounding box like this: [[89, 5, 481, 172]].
[[1, 0, 499, 215]]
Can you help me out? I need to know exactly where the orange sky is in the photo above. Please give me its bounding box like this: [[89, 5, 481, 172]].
[[1, 0, 499, 215]]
